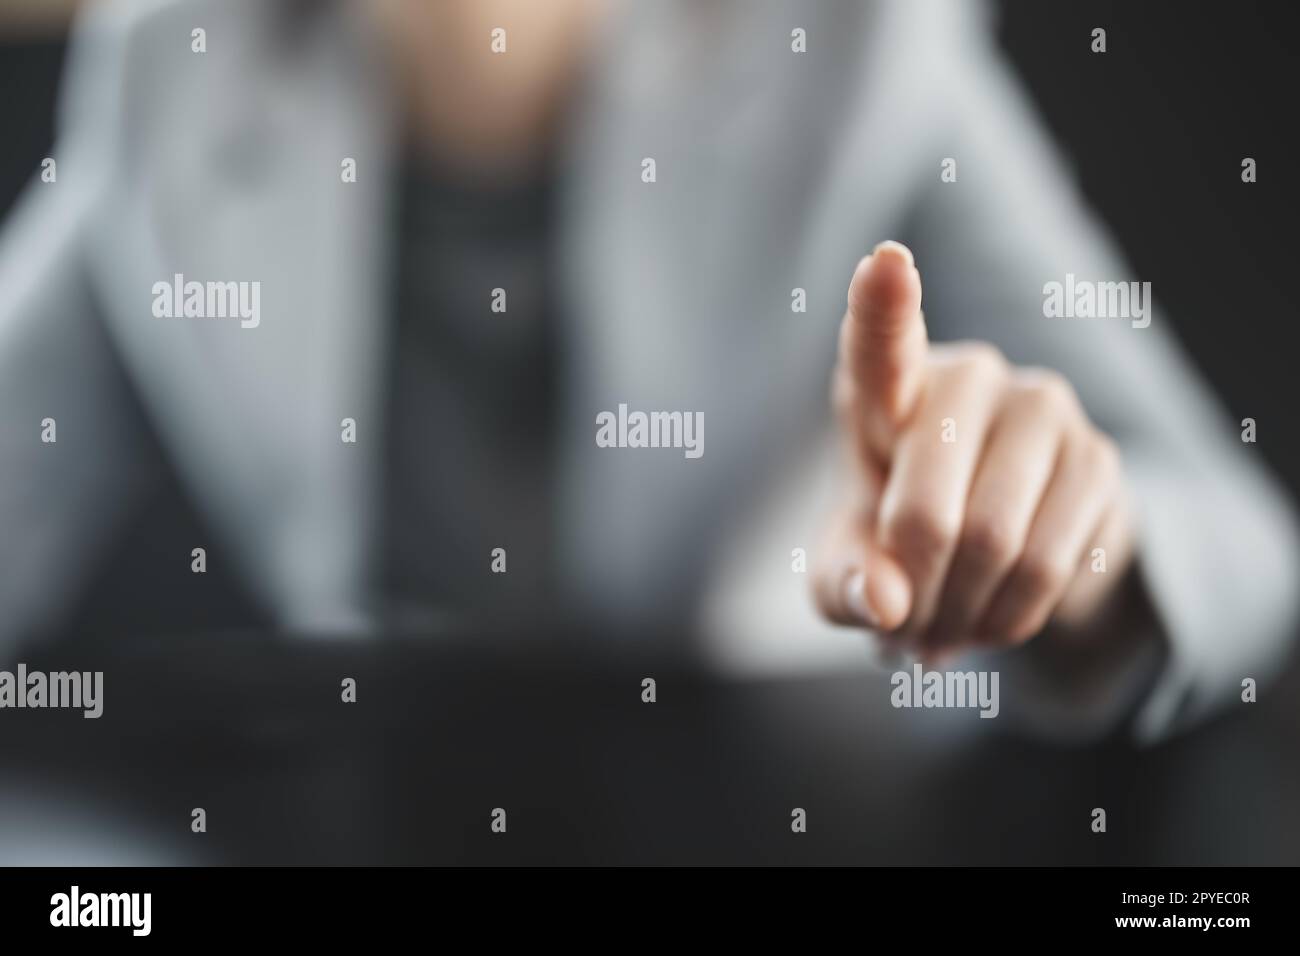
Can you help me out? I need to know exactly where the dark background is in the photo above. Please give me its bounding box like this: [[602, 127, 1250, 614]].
[[0, 1, 1297, 865]]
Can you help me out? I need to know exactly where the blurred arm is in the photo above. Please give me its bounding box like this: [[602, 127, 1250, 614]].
[[0, 8, 159, 657], [897, 0, 1300, 741]]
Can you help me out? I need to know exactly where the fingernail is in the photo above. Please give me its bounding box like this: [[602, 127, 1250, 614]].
[[843, 570, 880, 628], [871, 240, 914, 268]]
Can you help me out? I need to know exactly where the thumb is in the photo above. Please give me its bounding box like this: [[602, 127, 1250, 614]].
[[813, 507, 913, 631], [839, 240, 928, 452]]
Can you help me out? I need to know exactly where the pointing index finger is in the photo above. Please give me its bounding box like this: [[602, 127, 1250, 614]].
[[840, 240, 928, 440]]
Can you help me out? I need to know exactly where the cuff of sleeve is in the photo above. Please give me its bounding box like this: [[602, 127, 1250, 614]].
[[1124, 449, 1300, 742]]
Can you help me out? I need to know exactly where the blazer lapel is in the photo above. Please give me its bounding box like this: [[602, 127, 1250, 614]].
[[88, 9, 397, 631]]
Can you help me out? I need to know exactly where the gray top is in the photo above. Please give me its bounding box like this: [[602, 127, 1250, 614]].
[[378, 152, 560, 626]]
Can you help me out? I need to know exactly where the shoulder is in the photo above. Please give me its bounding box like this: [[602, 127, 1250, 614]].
[[56, 0, 324, 149]]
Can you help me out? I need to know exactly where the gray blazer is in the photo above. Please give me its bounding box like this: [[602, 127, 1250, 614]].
[[1, 0, 1296, 742]]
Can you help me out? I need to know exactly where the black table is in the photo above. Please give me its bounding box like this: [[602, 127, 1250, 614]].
[[2, 629, 1297, 865]]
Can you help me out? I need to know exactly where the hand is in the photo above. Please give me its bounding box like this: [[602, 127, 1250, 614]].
[[812, 241, 1136, 661]]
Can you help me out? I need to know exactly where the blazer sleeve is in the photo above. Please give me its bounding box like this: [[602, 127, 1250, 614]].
[[0, 3, 160, 657], [889, 0, 1300, 741]]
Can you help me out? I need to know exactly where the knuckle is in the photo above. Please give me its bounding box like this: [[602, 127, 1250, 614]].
[[1004, 612, 1049, 646], [1017, 368, 1079, 417], [956, 341, 1008, 380], [1090, 432, 1123, 482], [1015, 549, 1074, 598], [960, 513, 1021, 568], [887, 504, 961, 563]]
